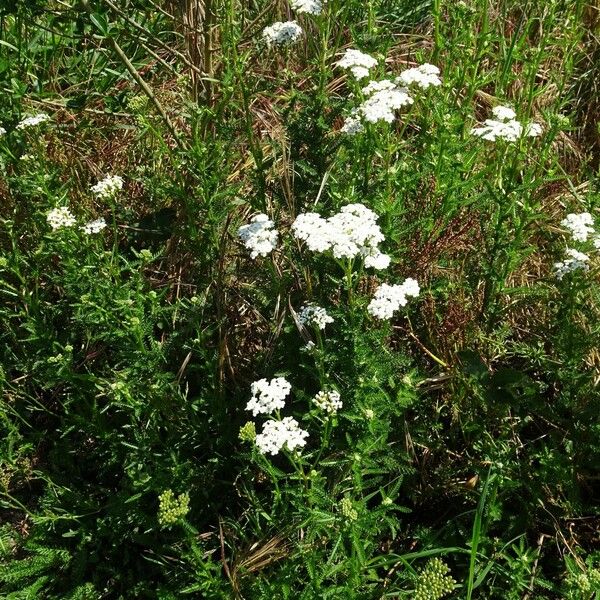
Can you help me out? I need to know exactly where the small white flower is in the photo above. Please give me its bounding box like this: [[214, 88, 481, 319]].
[[524, 122, 542, 137], [312, 390, 342, 414], [359, 86, 413, 124], [255, 417, 309, 455], [81, 217, 107, 234], [471, 106, 542, 142], [361, 79, 397, 97], [367, 278, 420, 320], [561, 212, 595, 243], [553, 248, 590, 280], [262, 21, 303, 47], [298, 304, 334, 330], [91, 175, 124, 199], [362, 247, 391, 270], [47, 207, 77, 231], [336, 49, 378, 79], [0, 126, 6, 136], [20, 154, 35, 161], [16, 113, 50, 130], [396, 63, 442, 89], [238, 214, 278, 259], [246, 377, 292, 416], [289, 0, 322, 15]]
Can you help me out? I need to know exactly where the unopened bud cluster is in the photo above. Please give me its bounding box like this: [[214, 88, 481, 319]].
[[158, 489, 190, 526], [414, 558, 455, 600]]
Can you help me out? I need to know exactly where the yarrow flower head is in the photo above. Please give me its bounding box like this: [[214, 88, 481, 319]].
[[289, 0, 322, 15], [91, 175, 123, 199], [292, 204, 390, 268], [157, 489, 190, 527], [396, 63, 442, 89], [16, 113, 50, 130], [312, 390, 342, 414], [81, 217, 107, 235], [471, 105, 542, 142], [298, 303, 334, 330], [414, 558, 456, 600], [255, 417, 308, 455], [47, 207, 77, 231], [0, 126, 6, 136], [341, 112, 364, 135], [336, 48, 378, 80], [367, 278, 420, 320], [561, 212, 595, 242], [246, 377, 292, 416], [358, 83, 413, 124], [553, 248, 590, 280], [262, 21, 303, 47], [237, 214, 278, 259]]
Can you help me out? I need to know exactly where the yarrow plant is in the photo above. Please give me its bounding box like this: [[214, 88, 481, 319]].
[[471, 105, 542, 142], [298, 304, 334, 330], [396, 63, 442, 89], [237, 214, 279, 259], [292, 203, 390, 268], [47, 207, 77, 231], [367, 278, 420, 320], [255, 417, 309, 455], [262, 21, 303, 48], [312, 390, 342, 414], [16, 113, 50, 130], [289, 0, 322, 15], [91, 175, 124, 199], [246, 377, 292, 416], [336, 48, 378, 80]]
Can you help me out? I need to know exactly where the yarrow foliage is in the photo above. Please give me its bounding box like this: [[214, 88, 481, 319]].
[[292, 203, 390, 267], [91, 175, 124, 199], [246, 377, 292, 416], [336, 48, 378, 80], [298, 304, 334, 330], [262, 21, 303, 47], [237, 214, 279, 258], [47, 207, 77, 231], [367, 278, 420, 320], [255, 417, 309, 455]]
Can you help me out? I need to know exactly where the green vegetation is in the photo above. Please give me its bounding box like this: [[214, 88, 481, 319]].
[[1, 0, 599, 597]]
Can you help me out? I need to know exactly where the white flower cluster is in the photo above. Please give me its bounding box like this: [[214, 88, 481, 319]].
[[91, 175, 124, 199], [262, 21, 303, 47], [561, 212, 595, 243], [471, 105, 542, 142], [237, 214, 279, 259], [396, 63, 442, 89], [553, 248, 590, 280], [16, 113, 50, 130], [0, 126, 6, 136], [47, 207, 77, 231], [292, 203, 390, 268], [255, 417, 309, 455], [367, 278, 420, 319], [290, 0, 322, 15], [298, 303, 334, 329], [342, 78, 413, 133], [81, 217, 107, 234], [312, 390, 342, 414], [336, 48, 378, 80], [246, 377, 292, 416]]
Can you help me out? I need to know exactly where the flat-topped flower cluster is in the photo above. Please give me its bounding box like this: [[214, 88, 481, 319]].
[[237, 214, 279, 258], [292, 203, 391, 268], [367, 279, 420, 319], [471, 105, 542, 142], [554, 212, 599, 280], [262, 21, 303, 47]]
